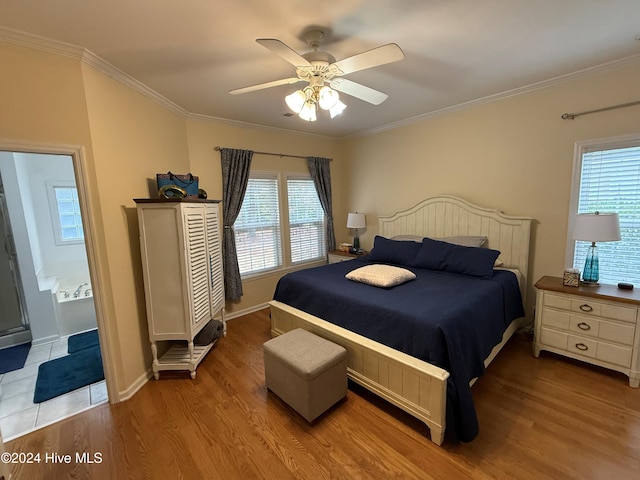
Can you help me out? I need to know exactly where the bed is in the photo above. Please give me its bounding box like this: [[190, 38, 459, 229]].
[[269, 195, 532, 445]]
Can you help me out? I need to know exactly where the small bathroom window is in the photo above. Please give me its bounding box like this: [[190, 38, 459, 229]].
[[47, 181, 84, 245]]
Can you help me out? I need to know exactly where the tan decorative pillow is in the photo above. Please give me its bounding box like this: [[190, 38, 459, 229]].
[[346, 264, 416, 288], [391, 235, 488, 248], [438, 236, 488, 247]]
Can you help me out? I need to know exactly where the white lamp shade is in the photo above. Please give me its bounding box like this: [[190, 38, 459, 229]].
[[573, 212, 621, 242], [285, 90, 306, 113], [298, 101, 317, 121], [318, 86, 339, 110], [329, 100, 347, 118], [347, 212, 366, 229]]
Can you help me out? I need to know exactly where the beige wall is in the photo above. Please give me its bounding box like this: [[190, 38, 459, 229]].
[[81, 62, 192, 391], [339, 62, 640, 318], [186, 119, 345, 315]]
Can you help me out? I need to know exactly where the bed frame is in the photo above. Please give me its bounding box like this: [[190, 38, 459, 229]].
[[269, 195, 532, 445]]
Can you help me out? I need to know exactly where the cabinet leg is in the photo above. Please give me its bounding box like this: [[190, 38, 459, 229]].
[[151, 342, 159, 379], [629, 377, 639, 388], [532, 343, 541, 358], [430, 425, 444, 446], [221, 309, 227, 337]]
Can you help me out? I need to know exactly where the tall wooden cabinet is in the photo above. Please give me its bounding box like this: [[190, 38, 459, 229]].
[[135, 198, 225, 379]]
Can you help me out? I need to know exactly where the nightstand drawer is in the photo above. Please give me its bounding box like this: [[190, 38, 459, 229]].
[[544, 293, 637, 323], [540, 307, 570, 330], [597, 342, 633, 368], [548, 331, 633, 368], [543, 293, 572, 310], [566, 334, 597, 359], [569, 299, 636, 323], [539, 327, 568, 350], [568, 315, 635, 346]]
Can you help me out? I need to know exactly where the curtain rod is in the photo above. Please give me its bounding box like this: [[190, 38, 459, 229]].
[[561, 99, 640, 120], [214, 146, 331, 161]]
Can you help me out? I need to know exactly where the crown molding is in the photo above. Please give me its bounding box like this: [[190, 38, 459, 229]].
[[351, 52, 640, 139], [79, 49, 189, 117], [0, 26, 188, 118], [0, 26, 84, 59], [187, 113, 337, 141]]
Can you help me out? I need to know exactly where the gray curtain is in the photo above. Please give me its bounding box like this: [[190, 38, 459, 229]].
[[220, 148, 254, 300], [307, 156, 336, 252]]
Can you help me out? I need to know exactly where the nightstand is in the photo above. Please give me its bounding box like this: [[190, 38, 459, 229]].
[[328, 249, 367, 264], [533, 275, 640, 387]]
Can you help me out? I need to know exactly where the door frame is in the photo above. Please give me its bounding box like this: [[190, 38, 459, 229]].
[[0, 139, 117, 404]]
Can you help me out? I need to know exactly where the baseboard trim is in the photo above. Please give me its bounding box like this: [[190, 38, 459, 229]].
[[117, 369, 153, 402], [225, 302, 270, 321]]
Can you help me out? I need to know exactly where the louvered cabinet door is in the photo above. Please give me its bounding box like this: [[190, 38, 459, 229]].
[[205, 204, 225, 315], [184, 206, 212, 329]]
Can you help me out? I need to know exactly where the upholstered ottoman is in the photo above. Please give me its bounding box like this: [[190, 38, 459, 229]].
[[263, 328, 347, 422]]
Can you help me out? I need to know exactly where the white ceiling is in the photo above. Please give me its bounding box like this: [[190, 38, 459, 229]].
[[1, 0, 639, 138]]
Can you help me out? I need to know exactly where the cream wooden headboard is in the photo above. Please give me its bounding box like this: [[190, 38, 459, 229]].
[[378, 195, 532, 296]]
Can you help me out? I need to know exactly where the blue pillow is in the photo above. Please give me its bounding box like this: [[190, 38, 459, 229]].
[[411, 237, 500, 278], [366, 235, 422, 266]]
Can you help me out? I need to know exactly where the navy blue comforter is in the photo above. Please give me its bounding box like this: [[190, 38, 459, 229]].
[[273, 257, 524, 442]]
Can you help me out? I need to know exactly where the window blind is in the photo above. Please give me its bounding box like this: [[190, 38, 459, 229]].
[[55, 186, 84, 241], [287, 178, 326, 264], [234, 176, 282, 275], [573, 145, 640, 285]]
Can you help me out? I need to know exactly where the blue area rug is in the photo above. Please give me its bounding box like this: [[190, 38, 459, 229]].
[[34, 345, 104, 403], [0, 342, 31, 374], [68, 329, 99, 353]]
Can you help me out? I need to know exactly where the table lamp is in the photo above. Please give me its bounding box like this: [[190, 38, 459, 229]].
[[573, 212, 621, 285], [347, 212, 366, 251]]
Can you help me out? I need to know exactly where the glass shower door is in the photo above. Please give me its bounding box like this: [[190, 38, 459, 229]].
[[0, 190, 29, 338]]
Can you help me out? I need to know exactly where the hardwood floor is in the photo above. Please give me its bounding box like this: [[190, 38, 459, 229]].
[[6, 308, 640, 479]]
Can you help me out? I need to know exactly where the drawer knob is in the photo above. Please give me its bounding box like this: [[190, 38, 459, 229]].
[[577, 322, 591, 331], [579, 304, 593, 312], [575, 343, 589, 351]]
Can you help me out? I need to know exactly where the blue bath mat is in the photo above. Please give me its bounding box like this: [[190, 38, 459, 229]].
[[68, 329, 99, 354], [34, 345, 104, 403], [0, 342, 31, 374]]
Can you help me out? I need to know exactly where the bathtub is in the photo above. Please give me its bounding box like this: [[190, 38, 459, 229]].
[[54, 280, 97, 337]]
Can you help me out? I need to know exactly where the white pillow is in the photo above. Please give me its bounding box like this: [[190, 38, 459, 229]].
[[346, 264, 416, 288]]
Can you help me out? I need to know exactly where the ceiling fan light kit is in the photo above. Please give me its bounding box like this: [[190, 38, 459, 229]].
[[285, 81, 345, 121], [230, 28, 404, 122]]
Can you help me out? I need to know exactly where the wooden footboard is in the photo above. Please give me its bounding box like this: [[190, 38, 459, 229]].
[[269, 300, 450, 445]]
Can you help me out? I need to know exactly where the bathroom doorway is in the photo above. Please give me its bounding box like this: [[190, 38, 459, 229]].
[[0, 145, 111, 441]]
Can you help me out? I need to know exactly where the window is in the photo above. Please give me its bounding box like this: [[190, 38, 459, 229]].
[[47, 182, 84, 245], [287, 177, 326, 264], [234, 173, 326, 277], [234, 175, 282, 276], [567, 136, 640, 285]]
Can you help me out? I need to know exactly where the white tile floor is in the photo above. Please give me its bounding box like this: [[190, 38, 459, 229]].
[[0, 337, 107, 441]]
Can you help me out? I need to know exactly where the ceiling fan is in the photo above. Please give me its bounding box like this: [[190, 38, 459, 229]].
[[229, 29, 405, 121]]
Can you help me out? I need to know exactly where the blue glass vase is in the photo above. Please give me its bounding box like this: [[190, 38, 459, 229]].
[[582, 243, 599, 284]]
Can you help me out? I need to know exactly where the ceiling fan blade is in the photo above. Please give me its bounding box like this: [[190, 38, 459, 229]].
[[329, 78, 388, 105], [229, 77, 303, 95], [332, 43, 404, 75], [256, 39, 312, 68]]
